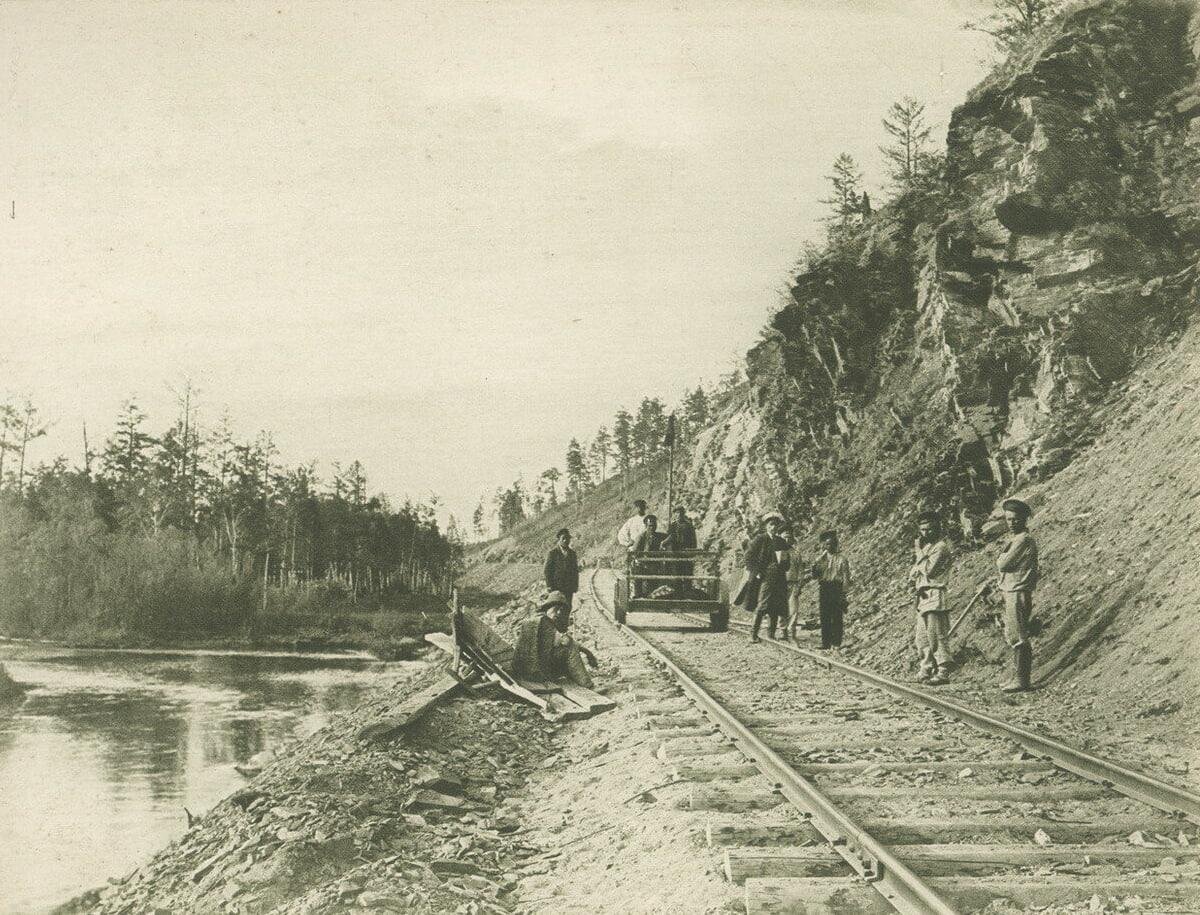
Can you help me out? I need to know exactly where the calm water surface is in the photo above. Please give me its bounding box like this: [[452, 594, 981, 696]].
[[0, 644, 411, 914]]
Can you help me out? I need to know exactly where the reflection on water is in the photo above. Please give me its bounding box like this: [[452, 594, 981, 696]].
[[0, 645, 409, 914]]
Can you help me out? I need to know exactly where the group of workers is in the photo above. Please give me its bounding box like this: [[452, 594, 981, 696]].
[[612, 494, 1040, 693], [534, 492, 1040, 694]]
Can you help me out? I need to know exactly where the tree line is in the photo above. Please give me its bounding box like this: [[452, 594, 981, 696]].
[[480, 384, 719, 537], [0, 388, 462, 640]]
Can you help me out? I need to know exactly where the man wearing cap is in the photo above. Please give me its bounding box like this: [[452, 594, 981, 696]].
[[513, 592, 596, 688], [746, 512, 791, 643], [909, 511, 954, 685], [996, 498, 1039, 692], [664, 506, 698, 594], [812, 530, 851, 650], [543, 529, 580, 632]]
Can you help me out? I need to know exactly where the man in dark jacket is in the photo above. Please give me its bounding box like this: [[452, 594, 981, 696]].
[[632, 514, 666, 597], [664, 506, 698, 594], [543, 528, 580, 632], [746, 512, 790, 643]]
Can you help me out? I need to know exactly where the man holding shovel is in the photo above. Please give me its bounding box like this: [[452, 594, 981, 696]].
[[910, 511, 954, 685]]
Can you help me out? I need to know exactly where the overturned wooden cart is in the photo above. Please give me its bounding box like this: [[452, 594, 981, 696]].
[[615, 549, 729, 632]]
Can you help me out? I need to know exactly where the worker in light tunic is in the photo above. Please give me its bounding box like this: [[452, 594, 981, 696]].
[[617, 499, 649, 557], [910, 511, 954, 685], [996, 498, 1038, 692]]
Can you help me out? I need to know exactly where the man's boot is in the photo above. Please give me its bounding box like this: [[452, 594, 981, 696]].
[[1001, 643, 1032, 692], [750, 609, 763, 643]]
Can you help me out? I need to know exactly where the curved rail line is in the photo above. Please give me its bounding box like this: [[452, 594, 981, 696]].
[[588, 570, 960, 915], [588, 568, 1200, 914], [683, 603, 1200, 826]]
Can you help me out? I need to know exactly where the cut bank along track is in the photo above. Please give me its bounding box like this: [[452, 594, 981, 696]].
[[586, 569, 1200, 914]]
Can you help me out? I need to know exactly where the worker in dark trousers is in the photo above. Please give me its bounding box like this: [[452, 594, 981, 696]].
[[543, 528, 580, 632], [632, 514, 666, 598], [812, 530, 850, 650], [664, 505, 698, 595], [746, 512, 790, 643], [996, 498, 1039, 692]]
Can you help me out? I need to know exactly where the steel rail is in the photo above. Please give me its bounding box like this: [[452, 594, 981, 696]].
[[669, 592, 1200, 826], [587, 571, 961, 915]]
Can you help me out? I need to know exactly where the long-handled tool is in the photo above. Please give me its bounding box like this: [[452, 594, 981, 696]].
[[948, 581, 994, 638]]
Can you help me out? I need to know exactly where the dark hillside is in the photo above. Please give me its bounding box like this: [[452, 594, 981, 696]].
[[466, 0, 1200, 779]]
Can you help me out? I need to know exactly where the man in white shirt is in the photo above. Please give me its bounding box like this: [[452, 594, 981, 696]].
[[617, 500, 649, 555]]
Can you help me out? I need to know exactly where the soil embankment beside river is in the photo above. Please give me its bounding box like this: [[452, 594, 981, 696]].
[[59, 577, 726, 915]]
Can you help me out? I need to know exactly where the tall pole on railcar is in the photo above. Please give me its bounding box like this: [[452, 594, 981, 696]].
[[664, 414, 677, 526]]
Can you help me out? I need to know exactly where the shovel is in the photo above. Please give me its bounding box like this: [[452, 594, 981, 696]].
[[947, 581, 994, 638]]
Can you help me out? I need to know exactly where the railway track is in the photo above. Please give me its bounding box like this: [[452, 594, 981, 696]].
[[585, 568, 1200, 914]]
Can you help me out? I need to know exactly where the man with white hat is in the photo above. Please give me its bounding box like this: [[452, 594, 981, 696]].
[[995, 498, 1038, 692], [745, 511, 790, 643]]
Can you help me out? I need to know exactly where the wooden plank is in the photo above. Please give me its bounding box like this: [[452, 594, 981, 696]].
[[689, 782, 785, 813], [424, 632, 455, 654], [726, 843, 1200, 882], [822, 784, 1112, 803], [794, 760, 1058, 777], [744, 877, 892, 915], [657, 735, 735, 760], [541, 691, 591, 721], [558, 683, 617, 713], [456, 610, 515, 670], [489, 673, 550, 711], [725, 846, 843, 883], [513, 679, 560, 694], [356, 673, 461, 742], [858, 815, 1193, 845], [703, 818, 824, 848], [928, 877, 1200, 908], [673, 759, 760, 782], [648, 725, 720, 740]]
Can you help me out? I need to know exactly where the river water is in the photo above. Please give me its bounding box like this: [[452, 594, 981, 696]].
[[0, 644, 411, 914]]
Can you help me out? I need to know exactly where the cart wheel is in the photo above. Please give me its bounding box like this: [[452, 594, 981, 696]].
[[614, 577, 628, 625], [710, 603, 729, 633]]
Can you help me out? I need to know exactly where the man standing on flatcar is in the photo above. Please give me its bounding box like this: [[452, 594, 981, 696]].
[[665, 505, 698, 594]]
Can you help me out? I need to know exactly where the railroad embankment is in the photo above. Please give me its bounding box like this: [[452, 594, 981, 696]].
[[472, 0, 1200, 790], [59, 581, 731, 915]]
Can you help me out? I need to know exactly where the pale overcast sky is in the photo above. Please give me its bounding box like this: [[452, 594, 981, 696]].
[[1, 1, 991, 526]]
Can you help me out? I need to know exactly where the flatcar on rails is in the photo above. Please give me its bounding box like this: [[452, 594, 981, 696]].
[[614, 549, 729, 632]]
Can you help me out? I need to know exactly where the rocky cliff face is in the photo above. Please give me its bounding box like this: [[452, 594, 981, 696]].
[[677, 0, 1200, 698]]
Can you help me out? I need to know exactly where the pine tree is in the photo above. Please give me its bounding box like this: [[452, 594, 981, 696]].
[[101, 399, 153, 484], [472, 500, 486, 539], [632, 398, 666, 464], [880, 96, 934, 188], [967, 0, 1062, 51], [589, 426, 611, 483], [821, 154, 864, 228], [683, 387, 710, 440], [539, 467, 561, 507], [565, 438, 587, 502], [612, 410, 634, 476]]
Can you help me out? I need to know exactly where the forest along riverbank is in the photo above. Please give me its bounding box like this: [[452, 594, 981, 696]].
[[0, 645, 412, 914], [61, 579, 730, 915]]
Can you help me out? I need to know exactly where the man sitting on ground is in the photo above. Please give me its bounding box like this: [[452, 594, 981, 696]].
[[512, 592, 597, 688]]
